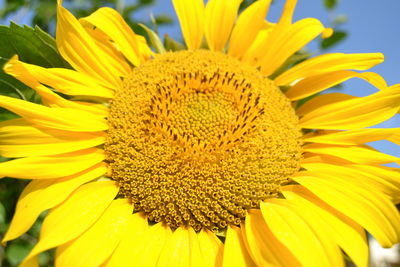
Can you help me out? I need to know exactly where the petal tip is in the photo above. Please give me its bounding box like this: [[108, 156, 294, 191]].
[[322, 27, 333, 39]]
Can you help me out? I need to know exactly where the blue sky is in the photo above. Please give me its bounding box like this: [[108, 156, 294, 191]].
[[1, 0, 399, 158]]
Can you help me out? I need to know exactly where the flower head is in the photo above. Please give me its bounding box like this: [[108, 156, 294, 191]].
[[1, 0, 400, 266]]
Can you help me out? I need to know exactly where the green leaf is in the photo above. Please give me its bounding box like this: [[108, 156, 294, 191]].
[[139, 23, 166, 54], [139, 0, 154, 5], [0, 22, 69, 68], [164, 34, 185, 52], [333, 14, 348, 25], [122, 4, 141, 16], [0, 108, 20, 122], [0, 201, 6, 233], [324, 0, 338, 10], [5, 242, 31, 266], [239, 0, 255, 12], [321, 30, 347, 50], [0, 23, 71, 122], [154, 14, 173, 25]]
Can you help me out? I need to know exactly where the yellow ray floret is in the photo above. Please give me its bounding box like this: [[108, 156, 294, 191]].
[[0, 148, 104, 179], [204, 0, 242, 51], [2, 165, 107, 244], [55, 199, 132, 267], [56, 0, 129, 89], [286, 71, 388, 100], [301, 163, 400, 203], [172, 0, 205, 50], [0, 95, 108, 131], [0, 119, 105, 157], [228, 0, 272, 58], [258, 18, 325, 76], [281, 186, 369, 267], [261, 200, 344, 267], [124, 222, 173, 266], [299, 86, 400, 129], [303, 144, 400, 165], [223, 226, 256, 267], [19, 180, 119, 267], [105, 213, 148, 267], [4, 57, 114, 98], [244, 210, 301, 266], [276, 53, 384, 85], [303, 128, 400, 145], [294, 174, 400, 248], [80, 7, 145, 66]]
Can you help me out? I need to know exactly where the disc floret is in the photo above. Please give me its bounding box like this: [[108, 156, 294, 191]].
[[105, 50, 302, 231]]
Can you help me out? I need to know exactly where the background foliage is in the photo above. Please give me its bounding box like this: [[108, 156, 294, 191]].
[[0, 0, 345, 266]]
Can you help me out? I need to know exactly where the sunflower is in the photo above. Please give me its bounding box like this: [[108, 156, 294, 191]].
[[1, 0, 400, 266]]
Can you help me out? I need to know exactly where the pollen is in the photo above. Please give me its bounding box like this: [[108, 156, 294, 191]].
[[104, 50, 302, 231]]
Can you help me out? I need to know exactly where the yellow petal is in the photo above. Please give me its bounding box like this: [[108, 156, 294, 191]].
[[197, 229, 223, 267], [71, 100, 109, 117], [303, 128, 399, 146], [80, 19, 133, 72], [131, 223, 172, 267], [187, 228, 206, 267], [104, 213, 148, 267], [388, 133, 400, 145], [4, 56, 113, 98], [275, 52, 384, 86], [19, 256, 39, 267], [20, 180, 119, 265], [279, 0, 297, 25], [0, 138, 104, 158], [241, 22, 275, 66], [80, 7, 146, 66], [0, 95, 107, 132], [354, 165, 400, 204], [204, 0, 242, 51], [2, 164, 106, 244], [296, 92, 356, 117], [322, 27, 333, 38], [223, 225, 256, 267], [0, 148, 104, 179], [242, 0, 321, 71], [286, 71, 388, 100], [261, 200, 344, 267], [172, 0, 205, 50], [158, 227, 202, 267], [228, 0, 271, 58], [281, 185, 369, 267], [300, 154, 351, 166], [137, 34, 155, 59], [258, 18, 325, 76], [3, 56, 109, 116], [56, 1, 127, 89], [294, 174, 400, 247], [244, 210, 300, 266], [303, 144, 399, 165], [55, 199, 132, 267], [0, 119, 105, 158], [299, 86, 400, 130], [301, 163, 400, 203]]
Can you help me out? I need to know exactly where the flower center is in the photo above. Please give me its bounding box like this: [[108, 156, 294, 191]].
[[105, 50, 302, 231]]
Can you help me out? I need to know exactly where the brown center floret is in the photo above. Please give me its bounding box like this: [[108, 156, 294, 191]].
[[105, 50, 302, 231]]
